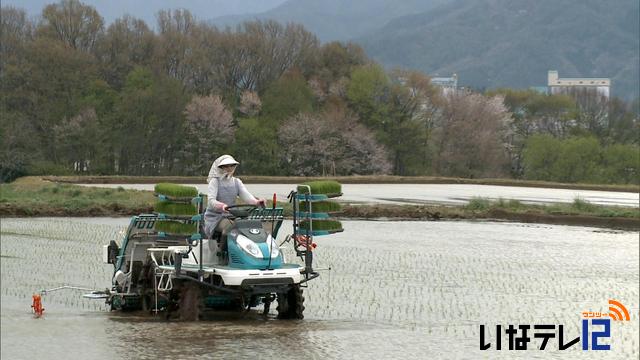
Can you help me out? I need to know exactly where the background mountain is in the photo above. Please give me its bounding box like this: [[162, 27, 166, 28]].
[[3, 0, 287, 28], [8, 0, 639, 99], [357, 0, 639, 99], [208, 0, 452, 42]]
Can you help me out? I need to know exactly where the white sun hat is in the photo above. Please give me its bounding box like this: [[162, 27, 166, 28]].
[[217, 155, 239, 167]]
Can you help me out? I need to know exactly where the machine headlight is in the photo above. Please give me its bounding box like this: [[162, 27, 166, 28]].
[[236, 235, 262, 258], [266, 235, 279, 259]]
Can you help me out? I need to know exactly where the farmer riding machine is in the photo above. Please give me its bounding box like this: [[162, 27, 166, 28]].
[[102, 181, 343, 320]]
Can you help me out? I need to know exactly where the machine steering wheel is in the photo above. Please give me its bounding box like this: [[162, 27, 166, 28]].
[[225, 204, 258, 218]]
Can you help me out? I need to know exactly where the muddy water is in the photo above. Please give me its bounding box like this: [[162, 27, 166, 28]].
[[1, 218, 638, 359]]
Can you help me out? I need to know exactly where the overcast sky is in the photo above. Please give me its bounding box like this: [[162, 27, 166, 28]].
[[3, 0, 288, 27]]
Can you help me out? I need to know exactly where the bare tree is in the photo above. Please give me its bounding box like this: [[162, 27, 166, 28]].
[[316, 41, 368, 83], [180, 25, 223, 94], [236, 20, 319, 93], [237, 90, 262, 117], [40, 0, 104, 52], [389, 69, 444, 173], [308, 77, 326, 103], [95, 15, 155, 88], [279, 113, 333, 175], [572, 88, 611, 138], [324, 104, 392, 175], [328, 77, 349, 98], [155, 9, 197, 81], [526, 93, 577, 138], [183, 95, 235, 172], [148, 18, 319, 99], [433, 92, 512, 178], [606, 97, 640, 144], [278, 105, 390, 176], [1, 7, 34, 56]]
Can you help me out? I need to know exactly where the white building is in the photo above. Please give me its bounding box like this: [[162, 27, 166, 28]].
[[547, 70, 610, 98], [431, 73, 458, 96]]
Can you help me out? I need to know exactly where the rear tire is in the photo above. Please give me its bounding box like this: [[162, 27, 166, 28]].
[[178, 282, 204, 321], [139, 262, 155, 312], [277, 285, 305, 319]]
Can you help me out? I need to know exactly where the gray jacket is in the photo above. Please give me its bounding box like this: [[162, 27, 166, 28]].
[[203, 157, 257, 238]]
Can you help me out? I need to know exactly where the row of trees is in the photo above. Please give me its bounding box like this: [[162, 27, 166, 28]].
[[489, 88, 639, 183], [1, 1, 638, 184], [523, 135, 638, 184]]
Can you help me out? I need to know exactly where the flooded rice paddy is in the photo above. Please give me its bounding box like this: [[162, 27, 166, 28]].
[[1, 218, 638, 359], [79, 183, 640, 207]]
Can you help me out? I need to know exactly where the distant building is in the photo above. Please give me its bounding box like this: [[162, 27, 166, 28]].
[[547, 70, 610, 99], [431, 73, 458, 96]]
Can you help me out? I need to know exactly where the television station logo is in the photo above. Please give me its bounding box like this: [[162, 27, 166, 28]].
[[480, 299, 632, 351]]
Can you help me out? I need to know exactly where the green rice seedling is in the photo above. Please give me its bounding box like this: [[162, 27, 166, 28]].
[[299, 219, 343, 231], [297, 181, 342, 195], [155, 221, 198, 235], [465, 197, 491, 211], [506, 199, 523, 209], [154, 202, 198, 216], [496, 198, 524, 210], [299, 201, 342, 213], [154, 183, 198, 197], [571, 197, 598, 213]]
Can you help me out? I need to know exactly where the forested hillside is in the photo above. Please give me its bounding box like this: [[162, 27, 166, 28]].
[[209, 0, 451, 42], [1, 1, 638, 185], [359, 0, 640, 99]]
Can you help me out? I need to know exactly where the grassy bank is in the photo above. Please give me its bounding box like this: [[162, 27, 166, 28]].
[[0, 177, 154, 216], [465, 197, 638, 218], [1, 178, 638, 230], [43, 175, 639, 193], [340, 199, 639, 230]]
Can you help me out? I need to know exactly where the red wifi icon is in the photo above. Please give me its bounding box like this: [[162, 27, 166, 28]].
[[608, 299, 630, 321]]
